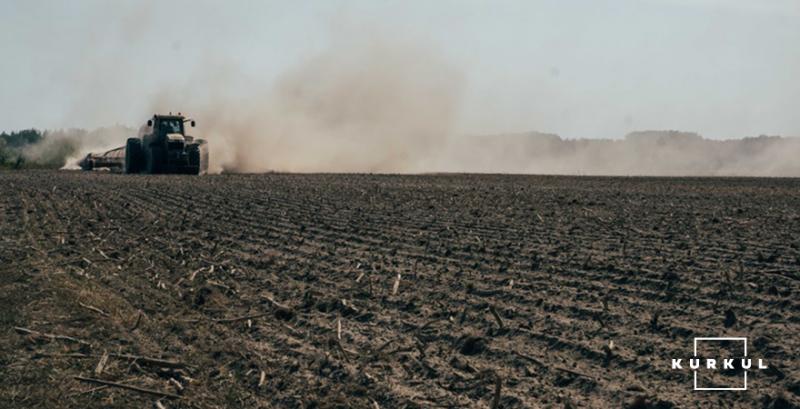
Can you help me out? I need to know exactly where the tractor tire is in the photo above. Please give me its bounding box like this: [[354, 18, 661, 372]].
[[197, 139, 209, 175], [80, 155, 94, 171], [145, 146, 163, 174], [187, 144, 201, 175], [124, 138, 142, 174], [186, 139, 208, 175]]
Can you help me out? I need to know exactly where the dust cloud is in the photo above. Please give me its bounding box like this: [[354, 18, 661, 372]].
[[446, 131, 800, 177], [55, 127, 133, 170], [144, 32, 799, 177], [0, 127, 131, 169], [150, 35, 463, 174]]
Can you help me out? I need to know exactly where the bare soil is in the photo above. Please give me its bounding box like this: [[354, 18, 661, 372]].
[[1, 170, 799, 408]]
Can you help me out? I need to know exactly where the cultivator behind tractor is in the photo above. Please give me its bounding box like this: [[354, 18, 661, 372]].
[[78, 146, 125, 171]]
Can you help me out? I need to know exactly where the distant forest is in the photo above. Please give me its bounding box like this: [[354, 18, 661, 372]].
[[0, 129, 63, 168]]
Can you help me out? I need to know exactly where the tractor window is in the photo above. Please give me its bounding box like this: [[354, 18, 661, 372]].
[[160, 119, 183, 134]]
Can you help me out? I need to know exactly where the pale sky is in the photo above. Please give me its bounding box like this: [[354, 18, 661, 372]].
[[1, 0, 798, 139]]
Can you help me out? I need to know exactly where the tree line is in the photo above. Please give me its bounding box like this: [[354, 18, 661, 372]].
[[0, 129, 56, 168]]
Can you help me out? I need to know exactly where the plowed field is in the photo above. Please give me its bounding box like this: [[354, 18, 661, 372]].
[[1, 171, 799, 408]]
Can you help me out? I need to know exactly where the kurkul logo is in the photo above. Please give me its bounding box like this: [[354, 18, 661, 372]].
[[671, 337, 768, 391]]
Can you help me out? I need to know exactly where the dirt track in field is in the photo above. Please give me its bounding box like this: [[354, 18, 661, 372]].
[[1, 170, 799, 408]]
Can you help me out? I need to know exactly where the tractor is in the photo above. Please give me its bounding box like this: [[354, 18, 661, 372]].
[[125, 113, 208, 174]]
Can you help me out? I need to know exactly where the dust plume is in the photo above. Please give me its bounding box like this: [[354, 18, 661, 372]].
[[143, 30, 800, 177], [51, 21, 799, 177], [445, 131, 800, 176], [55, 127, 133, 170], [0, 127, 132, 169], [150, 34, 463, 174]]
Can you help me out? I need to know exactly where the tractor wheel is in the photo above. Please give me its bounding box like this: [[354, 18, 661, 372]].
[[80, 155, 93, 171], [124, 138, 142, 174], [197, 139, 209, 175], [146, 146, 163, 174], [187, 145, 201, 175]]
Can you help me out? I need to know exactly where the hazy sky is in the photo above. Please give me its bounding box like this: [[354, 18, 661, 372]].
[[1, 0, 798, 139]]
